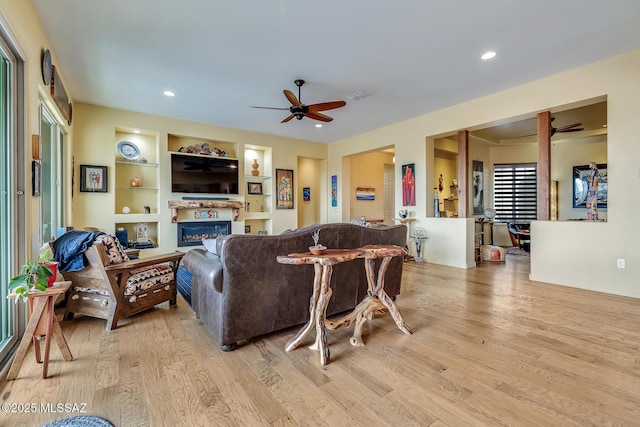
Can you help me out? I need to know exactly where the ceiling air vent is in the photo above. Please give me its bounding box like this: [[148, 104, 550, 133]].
[[346, 91, 369, 101]]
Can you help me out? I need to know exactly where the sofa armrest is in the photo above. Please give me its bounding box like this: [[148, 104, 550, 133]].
[[184, 249, 224, 293]]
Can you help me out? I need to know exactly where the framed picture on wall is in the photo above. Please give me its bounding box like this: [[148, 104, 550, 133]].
[[472, 160, 484, 214], [331, 175, 338, 207], [356, 187, 375, 201], [32, 160, 41, 197], [401, 163, 415, 206], [303, 187, 310, 201], [247, 182, 263, 195], [276, 169, 294, 209], [80, 164, 108, 192], [573, 163, 607, 208]]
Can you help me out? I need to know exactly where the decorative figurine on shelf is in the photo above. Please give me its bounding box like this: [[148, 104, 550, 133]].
[[309, 230, 327, 255], [251, 159, 260, 176], [399, 209, 408, 219], [144, 205, 150, 214], [586, 161, 599, 221], [129, 176, 142, 187], [434, 188, 440, 218]]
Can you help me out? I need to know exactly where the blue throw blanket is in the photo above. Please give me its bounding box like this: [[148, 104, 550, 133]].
[[52, 230, 104, 272]]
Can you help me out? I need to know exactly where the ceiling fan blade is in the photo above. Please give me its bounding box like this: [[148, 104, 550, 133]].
[[308, 100, 346, 112], [556, 122, 582, 131], [557, 128, 584, 133], [283, 90, 301, 107], [281, 114, 295, 123], [306, 111, 333, 122], [251, 106, 290, 111]]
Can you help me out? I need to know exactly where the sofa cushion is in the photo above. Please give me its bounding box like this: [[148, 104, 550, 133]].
[[125, 262, 174, 296], [73, 262, 175, 297], [95, 234, 130, 264], [202, 238, 219, 255]]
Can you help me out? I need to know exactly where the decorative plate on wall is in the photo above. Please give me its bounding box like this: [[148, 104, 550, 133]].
[[117, 141, 140, 160], [42, 49, 52, 85]]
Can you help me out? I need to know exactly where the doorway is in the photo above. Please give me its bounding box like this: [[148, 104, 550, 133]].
[[347, 148, 394, 223]]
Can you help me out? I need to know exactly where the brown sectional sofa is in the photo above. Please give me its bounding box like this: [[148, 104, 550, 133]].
[[183, 222, 407, 350]]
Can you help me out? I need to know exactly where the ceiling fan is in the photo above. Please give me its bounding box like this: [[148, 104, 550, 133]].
[[251, 79, 346, 123], [520, 117, 584, 138], [550, 118, 584, 136]]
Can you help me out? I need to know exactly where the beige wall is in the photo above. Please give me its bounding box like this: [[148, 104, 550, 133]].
[[297, 157, 322, 228], [72, 103, 327, 253], [330, 50, 640, 297]]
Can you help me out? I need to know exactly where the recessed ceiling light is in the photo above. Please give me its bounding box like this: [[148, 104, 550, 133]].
[[315, 124, 323, 128], [133, 130, 140, 134], [163, 90, 176, 97], [481, 51, 496, 60]]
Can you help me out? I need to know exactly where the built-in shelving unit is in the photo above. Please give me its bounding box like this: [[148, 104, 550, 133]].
[[243, 145, 272, 235], [114, 129, 160, 249], [443, 184, 458, 217]]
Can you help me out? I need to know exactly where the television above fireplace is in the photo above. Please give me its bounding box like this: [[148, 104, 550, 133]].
[[171, 153, 239, 194]]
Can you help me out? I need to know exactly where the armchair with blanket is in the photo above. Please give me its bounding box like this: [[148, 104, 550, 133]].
[[52, 230, 184, 330]]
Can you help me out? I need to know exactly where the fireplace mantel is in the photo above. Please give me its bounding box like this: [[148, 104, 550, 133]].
[[168, 200, 243, 223]]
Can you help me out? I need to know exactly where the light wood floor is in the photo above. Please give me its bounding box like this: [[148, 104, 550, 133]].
[[2, 255, 640, 426]]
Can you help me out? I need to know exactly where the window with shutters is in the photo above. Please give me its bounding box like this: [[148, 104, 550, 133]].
[[493, 163, 537, 222]]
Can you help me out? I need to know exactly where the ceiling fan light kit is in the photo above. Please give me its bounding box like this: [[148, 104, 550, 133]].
[[252, 79, 346, 123]]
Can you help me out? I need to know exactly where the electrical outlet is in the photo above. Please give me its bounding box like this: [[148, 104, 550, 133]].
[[617, 258, 625, 269]]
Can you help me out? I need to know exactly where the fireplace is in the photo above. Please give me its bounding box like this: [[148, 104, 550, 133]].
[[177, 221, 231, 247]]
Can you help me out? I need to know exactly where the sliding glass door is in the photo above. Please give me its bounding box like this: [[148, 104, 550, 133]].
[[0, 28, 23, 365]]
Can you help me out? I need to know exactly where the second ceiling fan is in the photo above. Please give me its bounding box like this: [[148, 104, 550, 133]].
[[520, 117, 584, 138], [252, 79, 346, 123]]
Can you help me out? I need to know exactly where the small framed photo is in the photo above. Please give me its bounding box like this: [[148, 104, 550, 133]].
[[245, 225, 251, 233], [452, 178, 458, 186], [136, 222, 149, 242], [80, 164, 108, 192], [303, 187, 310, 201], [247, 182, 263, 195]]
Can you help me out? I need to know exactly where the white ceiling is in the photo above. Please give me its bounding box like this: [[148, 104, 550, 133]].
[[32, 1, 640, 144]]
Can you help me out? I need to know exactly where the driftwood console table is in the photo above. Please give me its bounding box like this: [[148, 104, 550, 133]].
[[277, 245, 412, 366]]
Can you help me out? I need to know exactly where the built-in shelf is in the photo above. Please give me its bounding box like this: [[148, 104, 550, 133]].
[[116, 160, 159, 167]]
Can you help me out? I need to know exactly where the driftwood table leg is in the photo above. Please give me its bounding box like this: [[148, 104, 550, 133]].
[[309, 265, 333, 365], [286, 263, 323, 352], [367, 257, 413, 336]]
